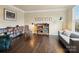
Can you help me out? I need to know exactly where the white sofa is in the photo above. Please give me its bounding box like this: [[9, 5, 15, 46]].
[[58, 30, 79, 52]]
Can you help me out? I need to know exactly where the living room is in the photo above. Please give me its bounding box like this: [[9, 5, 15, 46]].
[[0, 5, 79, 53]]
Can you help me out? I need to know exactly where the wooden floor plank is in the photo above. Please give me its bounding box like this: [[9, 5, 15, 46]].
[[8, 34, 65, 53]]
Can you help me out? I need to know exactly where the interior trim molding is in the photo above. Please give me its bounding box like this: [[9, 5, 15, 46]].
[[7, 5, 25, 13], [8, 5, 67, 13], [25, 8, 66, 13]]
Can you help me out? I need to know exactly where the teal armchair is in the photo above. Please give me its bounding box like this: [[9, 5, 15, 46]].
[[0, 34, 12, 51]]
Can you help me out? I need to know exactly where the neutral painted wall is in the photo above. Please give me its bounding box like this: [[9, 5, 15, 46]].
[[66, 7, 73, 31], [66, 8, 72, 30], [24, 11, 67, 35], [0, 5, 73, 35], [0, 5, 24, 28]]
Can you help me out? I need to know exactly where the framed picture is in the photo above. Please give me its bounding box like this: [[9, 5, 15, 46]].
[[4, 9, 16, 21]]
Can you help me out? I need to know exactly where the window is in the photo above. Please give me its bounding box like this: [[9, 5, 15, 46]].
[[73, 6, 79, 32]]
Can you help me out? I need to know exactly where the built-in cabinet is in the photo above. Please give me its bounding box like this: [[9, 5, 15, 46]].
[[34, 23, 49, 35]]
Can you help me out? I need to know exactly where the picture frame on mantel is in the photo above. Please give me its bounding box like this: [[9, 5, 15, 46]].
[[4, 9, 16, 21]]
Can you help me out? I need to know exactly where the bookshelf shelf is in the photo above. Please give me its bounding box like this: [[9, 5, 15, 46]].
[[34, 23, 49, 35]]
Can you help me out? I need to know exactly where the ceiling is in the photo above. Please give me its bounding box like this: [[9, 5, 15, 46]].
[[14, 5, 74, 12]]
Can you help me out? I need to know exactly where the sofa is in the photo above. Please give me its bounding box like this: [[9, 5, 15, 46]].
[[58, 30, 79, 53], [0, 25, 32, 51], [0, 25, 24, 51], [6, 25, 24, 39]]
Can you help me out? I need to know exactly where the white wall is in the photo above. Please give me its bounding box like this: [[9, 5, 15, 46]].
[[0, 5, 73, 35], [0, 5, 24, 28], [66, 7, 73, 31], [24, 11, 67, 35], [65, 6, 75, 32]]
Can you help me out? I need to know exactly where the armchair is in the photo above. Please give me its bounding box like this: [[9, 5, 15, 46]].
[[0, 33, 12, 51]]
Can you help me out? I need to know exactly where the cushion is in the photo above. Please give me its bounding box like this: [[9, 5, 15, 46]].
[[62, 30, 71, 37], [70, 32, 79, 38]]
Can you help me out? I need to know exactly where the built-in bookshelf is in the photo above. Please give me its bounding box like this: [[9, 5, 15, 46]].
[[34, 23, 49, 35]]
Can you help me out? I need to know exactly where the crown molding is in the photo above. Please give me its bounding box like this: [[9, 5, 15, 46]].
[[7, 5, 25, 13], [7, 5, 67, 13], [25, 8, 66, 13]]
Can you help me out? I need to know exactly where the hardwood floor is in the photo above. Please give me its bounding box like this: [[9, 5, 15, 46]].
[[8, 34, 65, 53]]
